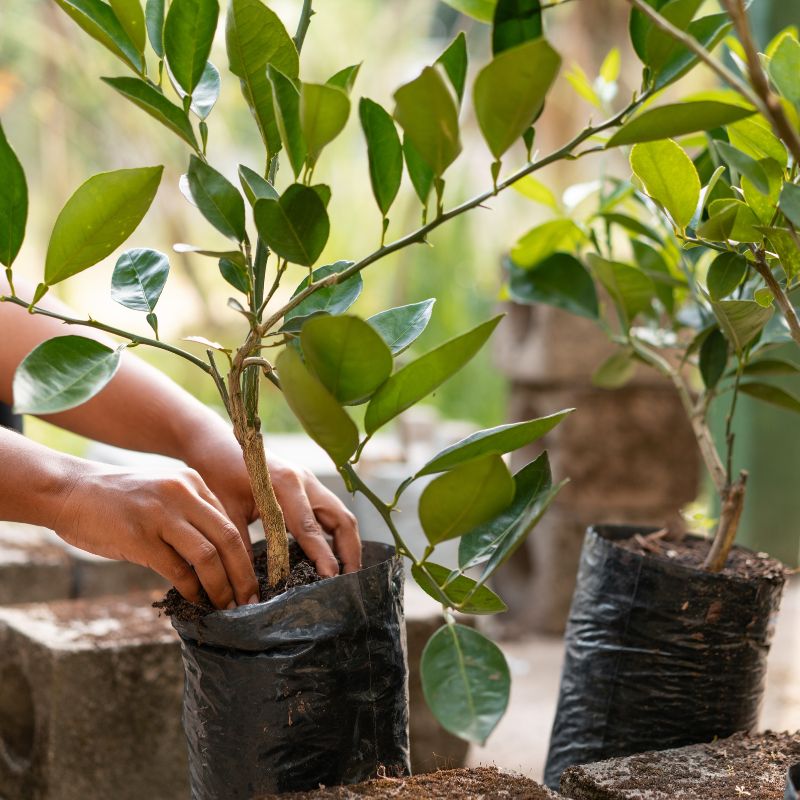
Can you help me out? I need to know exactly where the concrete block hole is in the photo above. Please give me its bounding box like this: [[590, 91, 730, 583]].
[[0, 663, 35, 770]]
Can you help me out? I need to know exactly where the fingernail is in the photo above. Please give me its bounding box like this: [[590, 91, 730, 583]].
[[247, 594, 259, 606], [226, 601, 236, 610]]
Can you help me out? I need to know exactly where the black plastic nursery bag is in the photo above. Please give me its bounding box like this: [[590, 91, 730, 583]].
[[170, 541, 410, 799], [545, 525, 785, 790], [787, 764, 800, 800]]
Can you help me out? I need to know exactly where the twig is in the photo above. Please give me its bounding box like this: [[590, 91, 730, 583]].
[[751, 247, 800, 348], [293, 0, 314, 51]]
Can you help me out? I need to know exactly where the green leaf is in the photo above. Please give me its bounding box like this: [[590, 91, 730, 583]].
[[699, 328, 728, 389], [416, 409, 572, 478], [474, 38, 561, 160], [45, 166, 163, 286], [742, 160, 783, 224], [403, 135, 434, 206], [630, 139, 700, 228], [359, 98, 403, 218], [238, 164, 279, 205], [441, 0, 496, 22], [507, 253, 599, 320], [173, 243, 246, 263], [587, 254, 655, 326], [412, 564, 507, 615], [226, 0, 299, 160], [644, 0, 703, 71], [437, 33, 468, 104], [741, 357, 800, 376], [110, 0, 146, 53], [630, 239, 676, 313], [512, 175, 560, 210], [301, 82, 351, 166], [111, 248, 169, 312], [145, 0, 166, 56], [592, 349, 636, 389], [492, 0, 542, 55], [268, 66, 306, 178], [715, 140, 770, 194], [768, 35, 800, 106], [629, 0, 669, 62], [421, 623, 510, 745], [164, 0, 218, 96], [13, 336, 123, 415], [739, 382, 800, 414], [394, 67, 461, 177], [707, 251, 748, 300], [281, 261, 362, 331], [367, 299, 435, 355], [700, 199, 762, 243], [185, 156, 246, 242], [607, 101, 754, 148], [419, 455, 515, 545], [275, 347, 359, 466], [779, 183, 800, 228], [174, 61, 220, 119], [254, 184, 328, 266], [510, 219, 584, 268], [326, 64, 361, 94], [365, 316, 502, 435], [728, 118, 788, 170], [0, 123, 28, 268], [711, 299, 774, 354], [300, 315, 393, 405], [54, 0, 144, 73], [219, 256, 249, 293], [761, 227, 800, 280], [101, 76, 199, 149]]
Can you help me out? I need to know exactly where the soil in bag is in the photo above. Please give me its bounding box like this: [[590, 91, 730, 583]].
[[544, 524, 786, 790], [156, 540, 410, 800]]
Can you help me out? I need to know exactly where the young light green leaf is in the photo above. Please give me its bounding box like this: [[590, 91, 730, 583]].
[[281, 261, 361, 331], [0, 123, 28, 268], [592, 349, 636, 389], [565, 63, 601, 108], [706, 251, 748, 300], [600, 47, 621, 83], [421, 623, 510, 745], [367, 299, 435, 355], [54, 0, 144, 73], [110, 0, 146, 53], [630, 139, 700, 228], [164, 0, 219, 96], [768, 35, 800, 106], [268, 66, 306, 178], [711, 299, 774, 354], [587, 254, 655, 326], [436, 32, 468, 104], [226, 0, 299, 160], [145, 0, 166, 56], [365, 316, 502, 435], [739, 382, 800, 414], [185, 156, 246, 242], [417, 409, 572, 478], [492, 0, 542, 55], [699, 328, 728, 389], [394, 67, 461, 177], [419, 454, 514, 545], [607, 101, 754, 147], [101, 77, 199, 149], [779, 183, 800, 228], [45, 166, 163, 286], [728, 118, 788, 169], [326, 63, 361, 94], [238, 164, 279, 205], [507, 253, 599, 320], [301, 82, 351, 166], [412, 564, 507, 615], [111, 248, 169, 312], [253, 183, 329, 266], [403, 135, 434, 207], [510, 219, 584, 268], [13, 336, 123, 415], [359, 98, 403, 218], [300, 315, 393, 405], [512, 175, 560, 210], [474, 38, 561, 160], [441, 0, 497, 21], [715, 140, 769, 194]]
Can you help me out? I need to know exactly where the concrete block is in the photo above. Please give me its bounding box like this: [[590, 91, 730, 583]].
[[0, 594, 187, 800], [0, 525, 72, 605]]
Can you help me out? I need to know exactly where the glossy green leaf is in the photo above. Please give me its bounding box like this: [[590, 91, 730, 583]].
[[300, 315, 393, 405], [587, 254, 655, 326], [607, 101, 754, 147], [238, 164, 278, 205], [254, 183, 328, 266], [507, 253, 599, 320], [743, 160, 783, 224], [421, 623, 510, 745], [174, 61, 220, 119], [110, 0, 146, 53], [630, 139, 700, 228], [164, 0, 218, 95], [643, 0, 702, 71], [707, 251, 748, 300], [403, 135, 434, 206], [630, 239, 676, 313], [728, 118, 788, 170], [510, 219, 584, 268], [326, 63, 361, 94], [715, 140, 769, 194], [711, 299, 774, 354], [13, 336, 123, 415], [592, 349, 636, 389], [768, 35, 800, 106], [419, 455, 514, 545], [101, 76, 199, 149], [761, 227, 800, 280], [281, 261, 362, 331], [226, 0, 299, 160], [268, 66, 306, 177], [359, 98, 403, 217], [474, 38, 561, 160], [111, 248, 169, 312], [54, 0, 144, 73], [275, 347, 359, 466], [219, 256, 249, 293], [741, 357, 800, 376], [185, 156, 246, 241], [145, 0, 165, 56], [779, 183, 800, 228], [367, 299, 435, 355], [417, 409, 571, 478], [629, 0, 669, 62], [394, 67, 461, 177], [700, 199, 762, 243], [441, 0, 496, 21], [437, 33, 468, 104], [699, 328, 728, 389], [365, 316, 502, 435], [45, 166, 163, 286], [301, 82, 351, 166], [0, 123, 28, 268], [492, 0, 542, 55], [739, 382, 800, 414], [412, 564, 507, 614]]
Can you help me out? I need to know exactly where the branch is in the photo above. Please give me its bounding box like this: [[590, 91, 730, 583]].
[[293, 0, 314, 51], [751, 248, 800, 348]]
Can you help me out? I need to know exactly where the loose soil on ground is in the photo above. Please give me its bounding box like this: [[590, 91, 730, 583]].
[[259, 766, 555, 799], [153, 542, 321, 622], [562, 731, 800, 799]]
